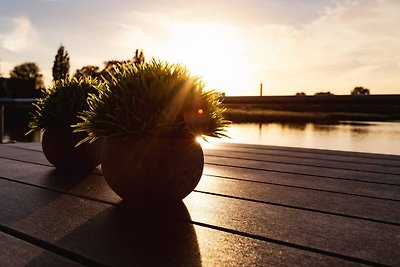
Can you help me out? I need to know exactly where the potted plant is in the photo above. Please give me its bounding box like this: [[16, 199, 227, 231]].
[[27, 77, 104, 171], [75, 60, 229, 202]]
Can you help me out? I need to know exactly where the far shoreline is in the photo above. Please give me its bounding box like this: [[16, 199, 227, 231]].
[[224, 108, 400, 124], [222, 94, 400, 123]]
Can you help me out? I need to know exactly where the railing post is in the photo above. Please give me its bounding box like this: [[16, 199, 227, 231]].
[[0, 104, 4, 144]]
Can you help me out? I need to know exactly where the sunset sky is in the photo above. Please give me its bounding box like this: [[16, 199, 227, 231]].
[[0, 0, 399, 96]]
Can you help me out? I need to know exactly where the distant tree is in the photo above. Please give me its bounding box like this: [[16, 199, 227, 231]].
[[314, 91, 333, 96], [100, 60, 130, 81], [133, 49, 145, 67], [52, 44, 70, 81], [296, 92, 306, 96], [84, 49, 146, 81], [9, 62, 44, 89], [74, 65, 102, 79], [351, 86, 370, 95]]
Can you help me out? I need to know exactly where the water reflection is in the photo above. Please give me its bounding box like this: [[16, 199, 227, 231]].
[[312, 124, 339, 132], [4, 121, 400, 155], [219, 122, 400, 155]]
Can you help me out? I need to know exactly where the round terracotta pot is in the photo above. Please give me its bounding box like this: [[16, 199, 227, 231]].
[[42, 127, 103, 171], [102, 135, 204, 202]]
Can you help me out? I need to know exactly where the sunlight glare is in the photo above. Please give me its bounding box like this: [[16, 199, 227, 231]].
[[163, 22, 250, 95], [196, 136, 223, 149]]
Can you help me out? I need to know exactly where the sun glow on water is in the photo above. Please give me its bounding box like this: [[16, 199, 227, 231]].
[[196, 136, 224, 149]]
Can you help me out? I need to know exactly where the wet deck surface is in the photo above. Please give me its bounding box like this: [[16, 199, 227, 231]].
[[0, 142, 399, 266]]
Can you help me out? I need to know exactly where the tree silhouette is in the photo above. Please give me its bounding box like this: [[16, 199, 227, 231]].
[[100, 60, 130, 81], [74, 65, 102, 79], [133, 49, 145, 67], [52, 44, 70, 81], [72, 49, 146, 81], [314, 91, 333, 96], [351, 86, 370, 95], [9, 62, 44, 89]]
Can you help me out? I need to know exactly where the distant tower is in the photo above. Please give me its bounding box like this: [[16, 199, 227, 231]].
[[260, 82, 263, 96]]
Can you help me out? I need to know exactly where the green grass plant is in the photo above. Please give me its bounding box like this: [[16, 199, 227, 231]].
[[27, 77, 103, 134], [74, 60, 229, 144]]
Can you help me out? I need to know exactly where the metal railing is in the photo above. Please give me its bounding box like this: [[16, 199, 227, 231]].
[[0, 98, 36, 143]]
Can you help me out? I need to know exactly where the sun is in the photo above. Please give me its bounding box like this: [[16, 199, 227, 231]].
[[160, 22, 250, 95]]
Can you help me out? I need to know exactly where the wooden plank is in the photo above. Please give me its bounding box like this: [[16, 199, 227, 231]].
[[204, 165, 400, 201], [204, 148, 400, 175], [2, 144, 400, 188], [2, 157, 400, 225], [3, 142, 43, 152], [0, 145, 400, 181], [184, 194, 400, 266], [6, 141, 400, 166], [0, 145, 52, 166], [216, 142, 400, 161], [196, 175, 400, 225], [0, 179, 357, 266], [205, 144, 400, 167], [1, 152, 398, 202], [0, 159, 398, 265], [2, 144, 399, 186], [0, 232, 82, 267], [205, 156, 400, 185]]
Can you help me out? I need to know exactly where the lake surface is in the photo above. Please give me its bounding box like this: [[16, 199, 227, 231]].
[[4, 121, 400, 156], [213, 121, 400, 156]]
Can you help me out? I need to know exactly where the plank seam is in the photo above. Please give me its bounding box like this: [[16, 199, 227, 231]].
[[2, 145, 43, 153], [2, 171, 399, 229], [206, 154, 400, 176], [206, 162, 400, 187], [5, 143, 400, 163], [203, 174, 400, 202], [5, 144, 400, 172], [194, 190, 400, 226], [0, 224, 107, 267], [205, 148, 400, 168], [1, 155, 398, 187], [190, 222, 389, 267], [217, 143, 400, 161], [0, 155, 53, 167], [0, 156, 400, 187]]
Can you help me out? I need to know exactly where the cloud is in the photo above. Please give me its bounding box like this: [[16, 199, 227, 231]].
[[243, 0, 400, 94], [102, 1, 400, 95], [0, 16, 38, 52]]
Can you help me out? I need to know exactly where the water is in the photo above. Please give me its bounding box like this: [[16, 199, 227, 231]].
[[216, 121, 400, 155], [4, 121, 400, 156]]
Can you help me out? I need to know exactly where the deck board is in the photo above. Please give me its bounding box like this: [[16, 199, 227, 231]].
[[0, 179, 357, 267], [2, 153, 400, 224], [0, 232, 83, 267], [218, 142, 400, 161], [204, 165, 400, 200], [205, 149, 400, 174], [206, 156, 400, 185], [0, 142, 399, 266], [197, 175, 400, 224]]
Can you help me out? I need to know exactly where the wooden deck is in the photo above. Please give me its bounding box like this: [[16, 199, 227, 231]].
[[0, 142, 399, 266]]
